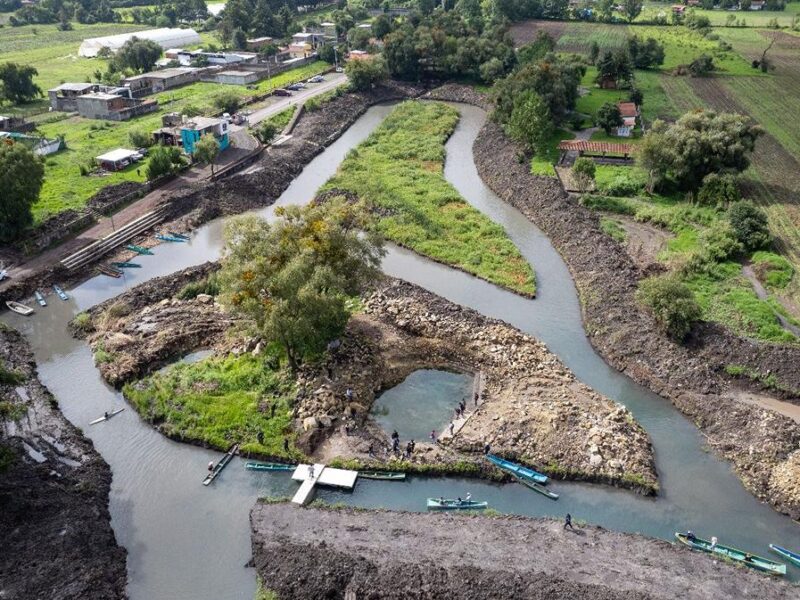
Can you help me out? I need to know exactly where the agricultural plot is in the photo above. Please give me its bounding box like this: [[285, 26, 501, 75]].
[[557, 22, 629, 54]]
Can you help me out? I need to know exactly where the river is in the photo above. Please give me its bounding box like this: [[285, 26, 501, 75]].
[[3, 102, 799, 599]]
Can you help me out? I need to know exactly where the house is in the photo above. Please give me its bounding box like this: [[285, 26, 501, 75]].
[[215, 70, 259, 85], [319, 22, 337, 38], [122, 67, 202, 96], [180, 116, 229, 154], [75, 91, 159, 121], [686, 0, 701, 6], [246, 36, 274, 51], [48, 83, 95, 112], [0, 132, 62, 156], [749, 0, 765, 9], [175, 50, 257, 66], [671, 4, 686, 13], [347, 49, 371, 61], [288, 43, 313, 59], [291, 31, 328, 48], [95, 148, 143, 171]]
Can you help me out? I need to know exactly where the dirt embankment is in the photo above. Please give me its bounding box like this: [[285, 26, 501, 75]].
[[0, 325, 126, 599], [472, 118, 800, 518], [250, 503, 794, 600]]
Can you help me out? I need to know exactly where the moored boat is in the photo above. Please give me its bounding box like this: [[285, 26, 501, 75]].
[[358, 471, 407, 481], [98, 265, 123, 278], [203, 443, 239, 486], [486, 454, 548, 484], [770, 544, 800, 568], [675, 533, 786, 576], [34, 290, 47, 306], [427, 497, 488, 510], [125, 244, 154, 255], [111, 261, 141, 269], [245, 462, 295, 472], [169, 231, 190, 240], [155, 233, 186, 243], [89, 407, 125, 425], [5, 301, 34, 316], [517, 476, 558, 500], [53, 285, 69, 301]]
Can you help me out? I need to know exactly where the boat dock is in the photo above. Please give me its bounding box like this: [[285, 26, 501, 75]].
[[291, 463, 358, 505]]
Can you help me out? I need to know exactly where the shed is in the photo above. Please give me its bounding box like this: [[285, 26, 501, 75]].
[[96, 148, 141, 171], [215, 70, 259, 85]]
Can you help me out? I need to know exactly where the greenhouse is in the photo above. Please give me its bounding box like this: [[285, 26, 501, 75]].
[[78, 28, 201, 58]]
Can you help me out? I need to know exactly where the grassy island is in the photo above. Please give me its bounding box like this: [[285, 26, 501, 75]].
[[323, 101, 536, 296]]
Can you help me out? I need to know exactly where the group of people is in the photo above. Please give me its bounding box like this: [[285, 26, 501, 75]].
[[385, 430, 416, 459]]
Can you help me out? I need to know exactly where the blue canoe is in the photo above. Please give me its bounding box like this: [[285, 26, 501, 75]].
[[486, 454, 548, 484], [155, 234, 186, 243], [770, 544, 800, 568], [34, 290, 47, 307], [53, 285, 68, 301], [125, 244, 154, 255], [111, 261, 141, 269], [169, 231, 190, 240]]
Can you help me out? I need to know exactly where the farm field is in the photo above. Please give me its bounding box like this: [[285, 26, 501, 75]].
[[639, 1, 800, 27]]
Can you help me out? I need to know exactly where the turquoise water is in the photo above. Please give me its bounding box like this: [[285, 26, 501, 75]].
[[371, 369, 473, 440]]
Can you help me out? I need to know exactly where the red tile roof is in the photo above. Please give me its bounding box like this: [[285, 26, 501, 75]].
[[557, 140, 636, 155], [617, 102, 638, 118]]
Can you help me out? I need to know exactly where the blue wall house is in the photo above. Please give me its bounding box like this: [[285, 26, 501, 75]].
[[180, 116, 230, 154]]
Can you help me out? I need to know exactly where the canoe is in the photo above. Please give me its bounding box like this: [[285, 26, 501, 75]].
[[169, 231, 190, 240], [34, 291, 47, 307], [155, 233, 186, 243], [675, 533, 786, 576], [486, 454, 548, 484], [89, 407, 125, 425], [427, 498, 488, 510], [0, 269, 8, 281], [6, 301, 34, 316], [203, 443, 239, 486], [770, 544, 800, 568], [517, 476, 559, 500], [125, 244, 153, 255], [53, 285, 69, 301], [359, 471, 407, 481], [245, 462, 295, 472], [111, 261, 141, 269], [98, 265, 122, 278]]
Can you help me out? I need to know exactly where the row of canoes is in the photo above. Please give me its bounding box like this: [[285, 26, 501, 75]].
[[486, 454, 559, 500], [97, 233, 190, 275], [676, 532, 799, 576], [244, 462, 408, 482], [5, 285, 69, 316]]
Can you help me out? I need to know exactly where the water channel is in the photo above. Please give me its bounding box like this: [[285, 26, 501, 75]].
[[3, 102, 799, 599]]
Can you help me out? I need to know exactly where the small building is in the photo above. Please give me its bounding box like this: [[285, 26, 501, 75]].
[[215, 70, 259, 86], [291, 31, 328, 48], [164, 48, 184, 59], [246, 36, 274, 51], [122, 67, 202, 96], [79, 28, 201, 58], [347, 49, 371, 61], [175, 50, 258, 66], [671, 4, 686, 13], [48, 83, 95, 112], [617, 101, 639, 131], [288, 43, 313, 59], [557, 140, 636, 160], [749, 0, 765, 9], [0, 132, 62, 156], [180, 116, 229, 154], [95, 148, 142, 171], [75, 92, 158, 121]]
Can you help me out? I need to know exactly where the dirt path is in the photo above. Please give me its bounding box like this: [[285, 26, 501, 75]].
[[251, 503, 795, 600], [742, 264, 800, 337], [730, 388, 800, 424], [615, 215, 672, 269]]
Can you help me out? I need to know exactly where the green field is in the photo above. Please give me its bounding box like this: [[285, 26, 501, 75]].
[[324, 101, 536, 296], [639, 1, 800, 27]]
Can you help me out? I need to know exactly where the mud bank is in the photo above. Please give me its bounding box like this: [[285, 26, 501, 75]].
[[472, 118, 800, 517], [250, 503, 794, 600], [0, 325, 126, 599]]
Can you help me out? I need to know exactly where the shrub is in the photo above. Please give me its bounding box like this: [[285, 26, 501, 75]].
[[213, 91, 241, 114], [146, 145, 183, 181], [580, 195, 637, 215], [688, 54, 714, 77], [0, 362, 24, 385], [636, 274, 702, 341], [728, 200, 771, 251], [255, 122, 278, 144], [752, 251, 794, 289], [697, 173, 740, 207], [71, 312, 95, 334], [572, 157, 596, 191], [129, 129, 154, 148], [176, 274, 220, 300]]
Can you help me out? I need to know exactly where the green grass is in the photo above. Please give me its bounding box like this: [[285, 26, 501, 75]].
[[594, 165, 648, 196], [600, 216, 627, 242], [324, 100, 536, 296], [752, 250, 795, 290], [665, 4, 800, 28], [123, 353, 302, 458], [555, 22, 629, 54], [531, 127, 573, 177]]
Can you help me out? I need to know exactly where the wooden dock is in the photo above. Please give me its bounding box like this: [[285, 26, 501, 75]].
[[291, 463, 358, 505]]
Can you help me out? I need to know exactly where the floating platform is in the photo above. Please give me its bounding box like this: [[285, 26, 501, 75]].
[[291, 463, 358, 505]]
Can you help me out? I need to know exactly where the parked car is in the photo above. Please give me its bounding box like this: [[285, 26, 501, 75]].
[[286, 83, 305, 91], [335, 66, 343, 73], [273, 88, 292, 96], [307, 75, 324, 83]]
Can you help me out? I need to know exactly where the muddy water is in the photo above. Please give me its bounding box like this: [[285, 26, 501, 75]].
[[3, 102, 800, 599]]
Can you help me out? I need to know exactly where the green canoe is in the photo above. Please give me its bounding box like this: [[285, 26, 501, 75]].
[[245, 462, 295, 472], [517, 476, 558, 500], [359, 471, 406, 481], [675, 533, 786, 576], [427, 498, 488, 510]]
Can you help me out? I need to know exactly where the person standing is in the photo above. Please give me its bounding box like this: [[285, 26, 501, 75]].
[[283, 438, 290, 453], [430, 429, 437, 443], [346, 388, 353, 401], [483, 442, 491, 455], [564, 513, 574, 530], [257, 431, 264, 445], [449, 422, 454, 436]]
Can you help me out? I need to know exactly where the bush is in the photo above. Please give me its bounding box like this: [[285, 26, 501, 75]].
[[176, 274, 220, 300], [580, 195, 637, 215], [129, 129, 154, 148], [254, 122, 277, 144], [697, 173, 740, 207], [213, 91, 241, 114], [0, 362, 24, 385], [752, 251, 794, 290], [572, 157, 596, 191], [636, 274, 702, 341], [345, 56, 388, 91], [688, 54, 714, 77], [728, 200, 771, 251], [145, 145, 183, 181]]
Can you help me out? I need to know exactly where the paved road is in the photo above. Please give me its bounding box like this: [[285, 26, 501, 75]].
[[247, 72, 348, 125]]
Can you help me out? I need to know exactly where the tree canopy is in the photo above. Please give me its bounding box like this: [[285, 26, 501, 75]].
[[505, 90, 552, 154], [728, 200, 771, 251], [636, 274, 702, 342], [0, 63, 42, 105], [596, 102, 623, 134], [0, 143, 44, 243], [193, 135, 220, 177], [113, 38, 163, 74], [345, 56, 389, 91], [218, 199, 385, 370]]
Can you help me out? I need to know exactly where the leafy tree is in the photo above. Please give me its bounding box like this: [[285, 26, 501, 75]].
[[697, 173, 740, 207], [255, 121, 277, 144], [636, 274, 702, 342], [347, 27, 373, 50], [506, 90, 552, 154], [218, 199, 385, 370], [595, 49, 632, 86], [629, 87, 643, 107], [638, 111, 762, 192], [129, 129, 154, 148], [0, 143, 44, 243], [572, 157, 596, 192], [518, 31, 556, 65], [345, 56, 388, 91], [596, 0, 615, 22], [372, 13, 392, 38], [627, 36, 665, 69], [589, 41, 600, 64], [0, 62, 42, 104], [728, 200, 771, 251], [622, 0, 643, 22], [113, 38, 162, 73], [479, 58, 506, 83], [145, 145, 183, 181], [213, 90, 241, 114], [685, 11, 711, 31], [193, 134, 220, 177], [596, 102, 623, 134], [688, 54, 714, 77], [232, 28, 248, 50]]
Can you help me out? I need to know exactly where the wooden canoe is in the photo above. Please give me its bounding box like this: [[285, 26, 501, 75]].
[[359, 471, 407, 481], [675, 533, 786, 576], [427, 498, 488, 510], [203, 443, 239, 486], [155, 233, 186, 243], [89, 407, 125, 425], [169, 231, 190, 240], [125, 244, 153, 255], [245, 462, 295, 472], [517, 476, 558, 500], [486, 454, 548, 484], [34, 291, 47, 306], [111, 262, 141, 269], [53, 285, 69, 301], [770, 544, 800, 568], [6, 301, 34, 316], [98, 265, 123, 278]]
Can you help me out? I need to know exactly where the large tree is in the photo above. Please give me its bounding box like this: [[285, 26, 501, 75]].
[[0, 143, 44, 243], [218, 199, 385, 370], [113, 37, 163, 73], [345, 56, 388, 91], [0, 63, 41, 104], [622, 0, 643, 22], [596, 102, 623, 134], [193, 134, 220, 178], [638, 111, 762, 192], [506, 90, 552, 154]]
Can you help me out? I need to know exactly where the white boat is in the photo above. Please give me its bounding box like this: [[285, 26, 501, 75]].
[[6, 301, 34, 316], [54, 285, 69, 301], [89, 408, 125, 425]]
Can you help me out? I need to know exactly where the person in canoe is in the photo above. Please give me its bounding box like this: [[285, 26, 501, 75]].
[[208, 461, 214, 472], [430, 430, 437, 443], [744, 554, 754, 563], [104, 411, 109, 420], [465, 492, 472, 502], [686, 531, 696, 543], [710, 536, 718, 549]]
